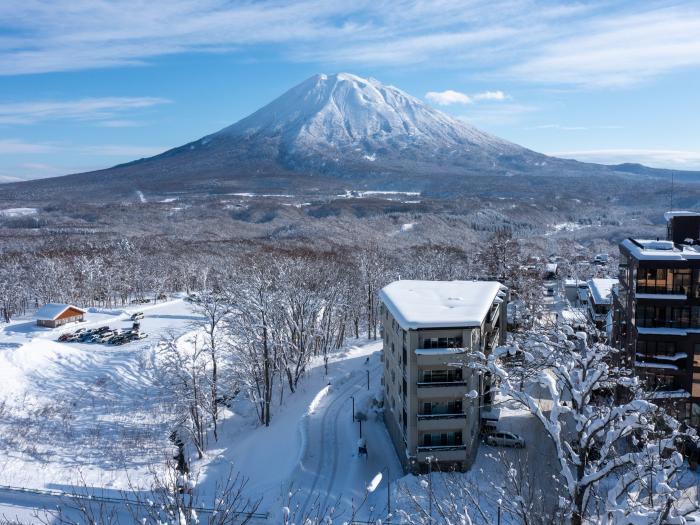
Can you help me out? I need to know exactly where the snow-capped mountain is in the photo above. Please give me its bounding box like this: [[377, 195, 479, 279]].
[[186, 72, 545, 175], [4, 72, 688, 200], [215, 72, 521, 159]]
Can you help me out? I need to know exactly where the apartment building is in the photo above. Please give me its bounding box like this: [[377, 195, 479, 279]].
[[587, 278, 618, 328], [379, 280, 507, 473], [612, 211, 700, 426]]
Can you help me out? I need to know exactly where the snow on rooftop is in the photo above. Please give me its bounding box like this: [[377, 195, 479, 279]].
[[621, 238, 700, 261], [664, 210, 700, 221], [34, 303, 86, 320], [379, 280, 502, 329], [587, 278, 617, 305]]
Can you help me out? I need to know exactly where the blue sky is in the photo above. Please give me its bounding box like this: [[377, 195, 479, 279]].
[[1, 0, 700, 182]]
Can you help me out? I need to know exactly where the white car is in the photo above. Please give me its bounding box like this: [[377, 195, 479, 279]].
[[486, 431, 525, 448]]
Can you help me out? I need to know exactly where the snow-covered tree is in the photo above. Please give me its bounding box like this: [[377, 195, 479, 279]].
[[486, 329, 698, 524]]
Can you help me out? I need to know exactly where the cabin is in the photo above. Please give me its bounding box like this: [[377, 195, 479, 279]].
[[35, 303, 86, 328]]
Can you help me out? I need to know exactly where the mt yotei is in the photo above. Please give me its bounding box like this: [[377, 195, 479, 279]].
[[4, 73, 694, 200]]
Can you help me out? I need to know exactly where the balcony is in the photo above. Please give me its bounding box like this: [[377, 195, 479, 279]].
[[416, 444, 467, 462], [416, 381, 467, 399], [417, 413, 467, 431]]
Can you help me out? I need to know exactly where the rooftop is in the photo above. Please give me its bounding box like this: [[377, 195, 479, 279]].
[[379, 280, 504, 329], [587, 278, 618, 305], [621, 238, 700, 261], [34, 303, 86, 320], [664, 210, 700, 221]]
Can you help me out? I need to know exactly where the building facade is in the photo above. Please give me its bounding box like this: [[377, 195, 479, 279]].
[[379, 280, 507, 473], [612, 212, 700, 426]]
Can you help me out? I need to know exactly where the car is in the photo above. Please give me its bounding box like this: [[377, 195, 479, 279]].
[[131, 312, 144, 321], [133, 332, 148, 340], [57, 333, 71, 342], [94, 326, 110, 334], [486, 431, 525, 448]]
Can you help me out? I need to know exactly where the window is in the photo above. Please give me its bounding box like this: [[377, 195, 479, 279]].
[[637, 341, 677, 357], [637, 267, 692, 294], [636, 305, 693, 328], [422, 400, 462, 415], [421, 369, 463, 383], [422, 432, 463, 447], [423, 336, 463, 348]]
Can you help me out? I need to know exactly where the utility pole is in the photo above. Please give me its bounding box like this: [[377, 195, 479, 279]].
[[367, 369, 370, 390], [385, 466, 391, 516], [427, 456, 433, 523]]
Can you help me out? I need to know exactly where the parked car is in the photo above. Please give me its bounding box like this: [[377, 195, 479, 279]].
[[486, 431, 525, 448], [94, 326, 110, 333], [95, 332, 116, 343], [133, 332, 148, 340], [131, 312, 144, 321], [57, 333, 71, 342]]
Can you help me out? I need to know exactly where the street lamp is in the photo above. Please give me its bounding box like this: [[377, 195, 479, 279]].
[[350, 395, 355, 421]]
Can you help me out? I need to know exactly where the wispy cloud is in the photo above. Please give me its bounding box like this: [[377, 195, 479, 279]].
[[0, 139, 56, 154], [458, 103, 538, 126], [0, 138, 167, 158], [0, 97, 169, 125], [426, 89, 507, 106], [549, 149, 700, 170], [1, 1, 699, 88], [527, 124, 624, 131]]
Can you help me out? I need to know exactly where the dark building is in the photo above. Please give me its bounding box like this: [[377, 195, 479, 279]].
[[612, 211, 700, 426]]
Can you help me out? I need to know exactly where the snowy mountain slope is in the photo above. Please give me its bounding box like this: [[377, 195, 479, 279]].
[[215, 72, 521, 157]]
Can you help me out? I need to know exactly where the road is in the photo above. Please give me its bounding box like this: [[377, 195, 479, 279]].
[[289, 349, 403, 523]]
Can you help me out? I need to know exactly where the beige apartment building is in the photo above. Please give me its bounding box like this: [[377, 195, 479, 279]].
[[379, 280, 507, 473]]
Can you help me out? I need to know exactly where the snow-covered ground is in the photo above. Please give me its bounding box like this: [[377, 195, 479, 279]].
[[0, 299, 201, 516], [0, 207, 38, 217]]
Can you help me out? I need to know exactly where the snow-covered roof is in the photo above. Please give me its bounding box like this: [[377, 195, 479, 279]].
[[34, 303, 86, 320], [664, 210, 700, 221], [545, 263, 557, 272], [587, 278, 617, 305], [379, 280, 502, 329], [564, 279, 587, 288], [621, 238, 700, 261]]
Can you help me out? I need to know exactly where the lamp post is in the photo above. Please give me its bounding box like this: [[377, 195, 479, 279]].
[[367, 369, 370, 390], [384, 466, 391, 516], [350, 395, 355, 421]]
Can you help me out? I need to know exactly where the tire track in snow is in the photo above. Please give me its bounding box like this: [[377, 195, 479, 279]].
[[320, 362, 384, 514], [296, 374, 363, 519]]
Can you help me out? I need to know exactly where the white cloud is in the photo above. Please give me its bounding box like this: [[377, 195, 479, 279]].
[[0, 1, 698, 89], [426, 90, 472, 105], [0, 97, 169, 125], [473, 90, 507, 101], [426, 89, 508, 106], [506, 7, 700, 87], [549, 149, 700, 171]]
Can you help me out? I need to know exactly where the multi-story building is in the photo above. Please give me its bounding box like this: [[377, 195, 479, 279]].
[[587, 278, 618, 328], [378, 280, 507, 473], [613, 211, 700, 426]]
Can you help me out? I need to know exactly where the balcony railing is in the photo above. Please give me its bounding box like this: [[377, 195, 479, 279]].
[[417, 444, 466, 452], [417, 413, 466, 420], [417, 381, 467, 388]]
